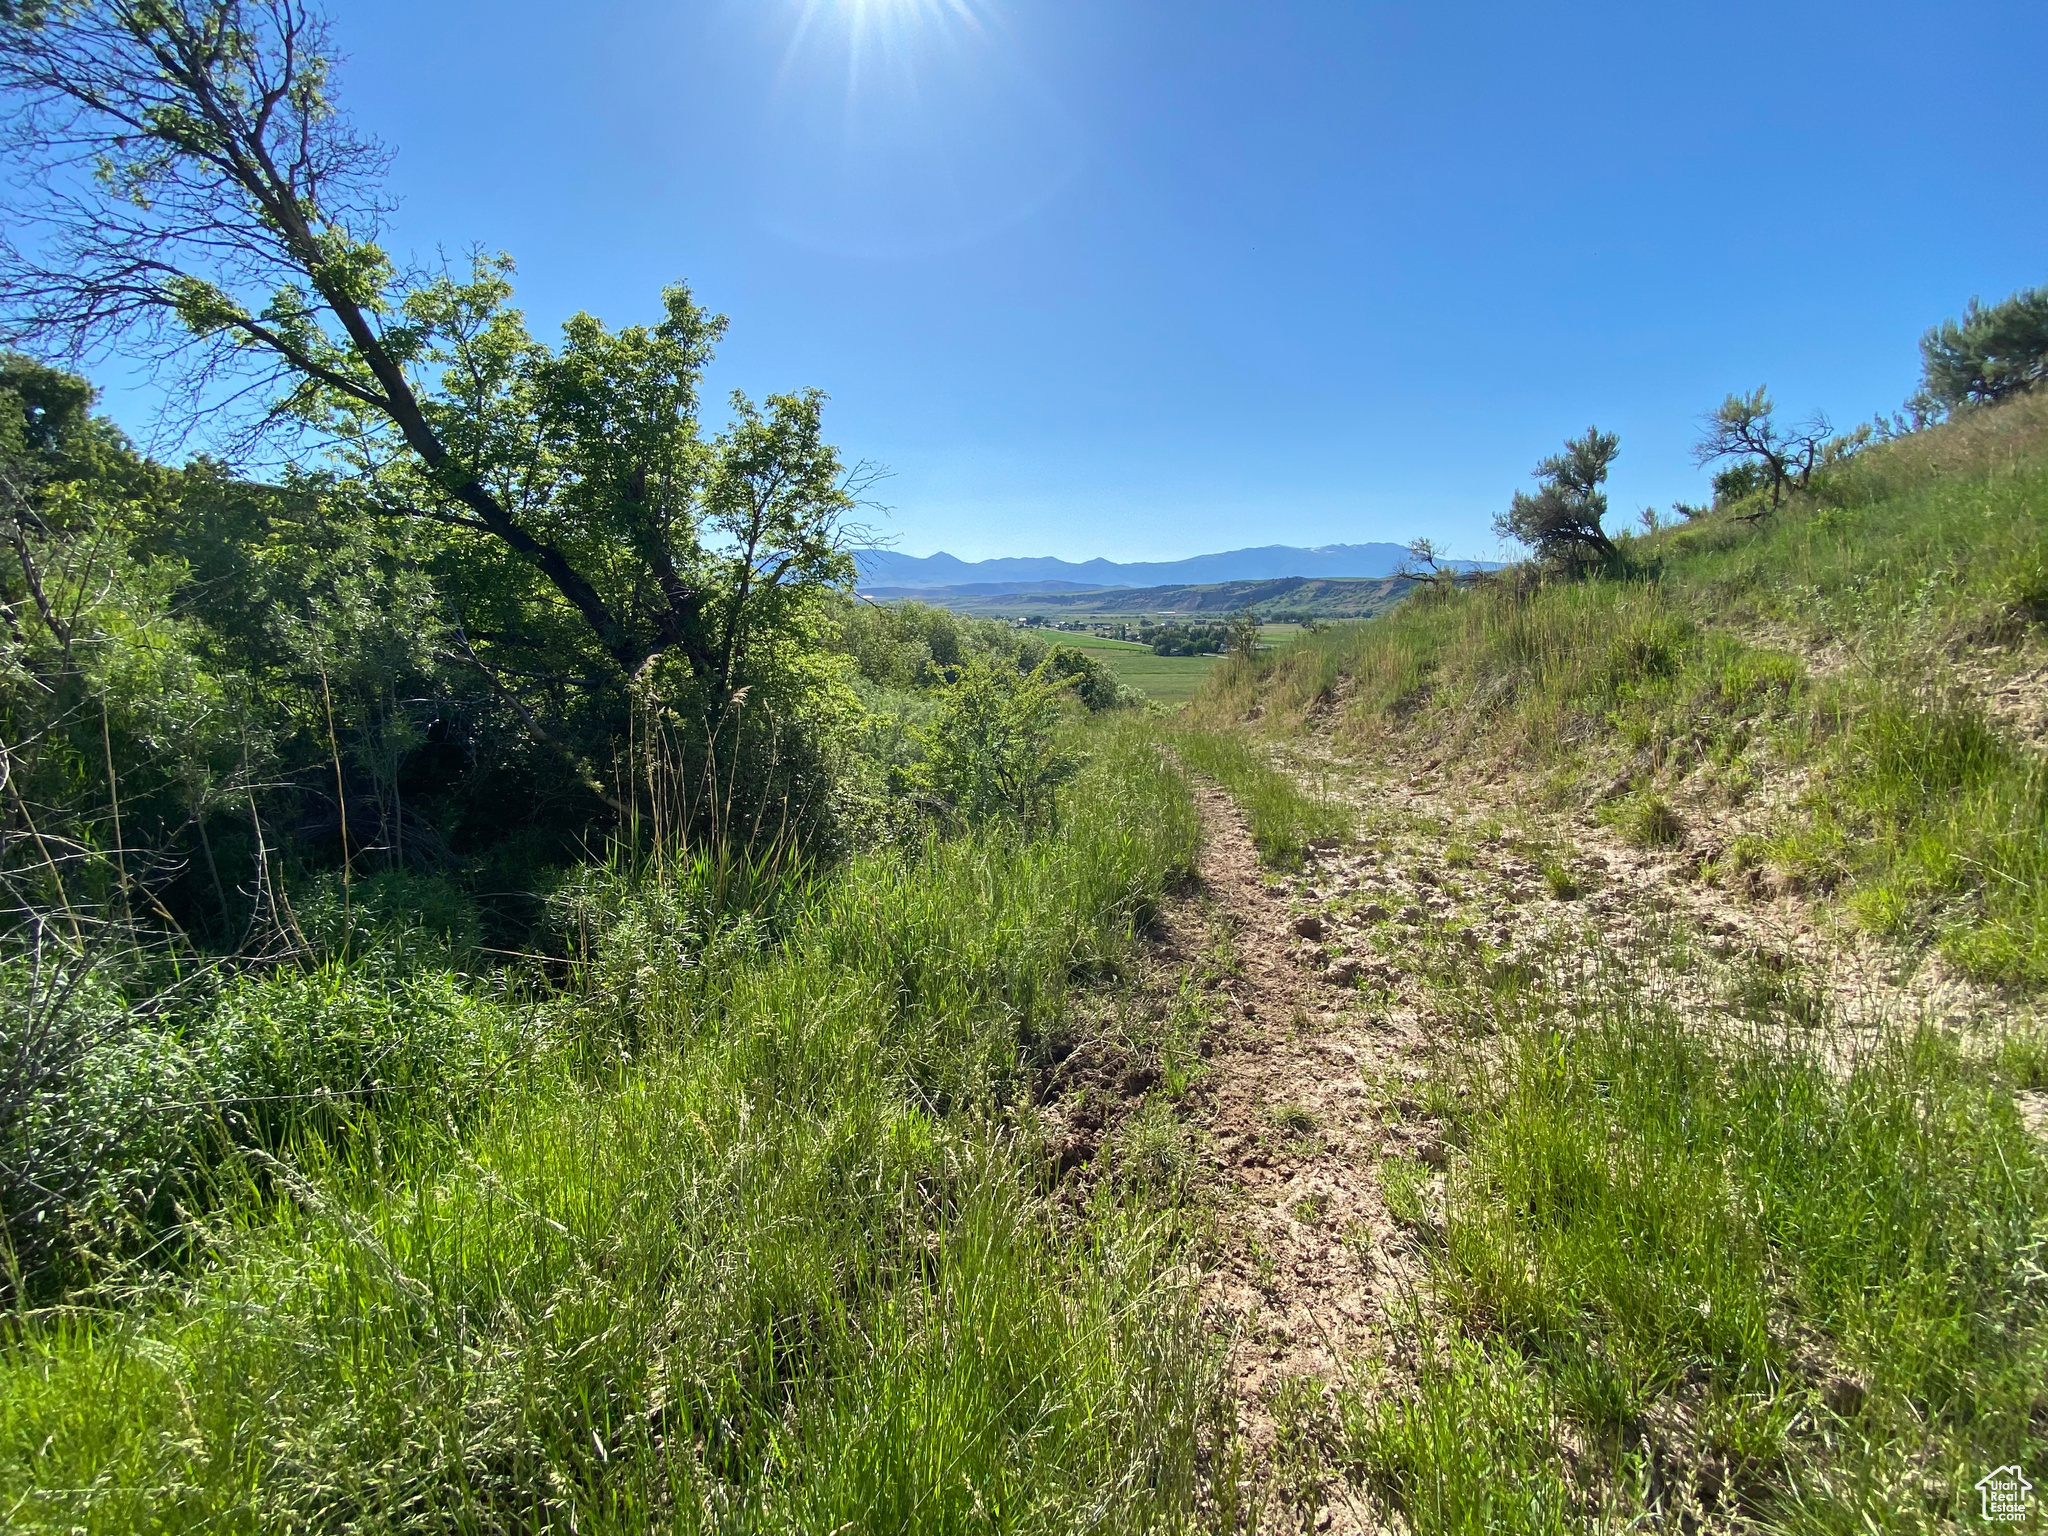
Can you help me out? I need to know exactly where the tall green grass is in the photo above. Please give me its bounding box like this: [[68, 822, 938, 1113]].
[[1327, 934, 2048, 1533], [0, 719, 1225, 1532], [1753, 684, 2048, 986], [1170, 729, 1350, 866]]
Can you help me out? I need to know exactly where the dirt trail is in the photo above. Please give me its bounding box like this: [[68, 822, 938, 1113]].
[[1185, 782, 1416, 1536], [1183, 742, 2033, 1533]]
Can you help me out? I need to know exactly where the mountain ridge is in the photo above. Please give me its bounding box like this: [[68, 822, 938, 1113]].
[[865, 574, 1417, 619], [853, 542, 1485, 590]]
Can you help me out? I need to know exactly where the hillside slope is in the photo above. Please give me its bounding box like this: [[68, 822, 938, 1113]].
[[1198, 390, 2048, 986], [1166, 391, 2048, 1532]]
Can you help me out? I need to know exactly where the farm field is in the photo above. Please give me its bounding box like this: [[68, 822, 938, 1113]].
[[902, 575, 1414, 621], [1035, 626, 1306, 705], [1036, 628, 1219, 703]]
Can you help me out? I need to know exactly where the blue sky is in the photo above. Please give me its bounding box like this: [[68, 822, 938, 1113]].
[[126, 1, 2048, 560]]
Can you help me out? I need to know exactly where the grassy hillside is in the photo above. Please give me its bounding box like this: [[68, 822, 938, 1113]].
[[1175, 391, 2048, 1532], [1196, 390, 2048, 985]]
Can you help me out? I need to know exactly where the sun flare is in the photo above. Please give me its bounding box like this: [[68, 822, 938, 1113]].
[[828, 0, 982, 27], [794, 0, 989, 53]]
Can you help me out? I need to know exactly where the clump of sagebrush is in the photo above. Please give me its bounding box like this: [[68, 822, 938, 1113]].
[[0, 719, 1233, 1531], [1918, 282, 2048, 410], [1491, 426, 1623, 569], [1332, 929, 2047, 1533]]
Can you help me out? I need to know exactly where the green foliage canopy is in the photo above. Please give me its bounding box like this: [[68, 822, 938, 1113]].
[[1493, 427, 1621, 566], [1920, 284, 2048, 409], [0, 0, 863, 755]]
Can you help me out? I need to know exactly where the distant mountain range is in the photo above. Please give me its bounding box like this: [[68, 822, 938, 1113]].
[[854, 543, 1488, 592], [870, 575, 1419, 621], [860, 580, 1111, 599]]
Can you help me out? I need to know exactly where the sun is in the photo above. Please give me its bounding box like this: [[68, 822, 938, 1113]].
[[780, 0, 997, 109], [761, 0, 1074, 258], [789, 0, 989, 56], [826, 0, 982, 28]]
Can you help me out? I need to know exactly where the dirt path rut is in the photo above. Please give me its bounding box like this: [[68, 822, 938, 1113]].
[[1183, 783, 1419, 1535]]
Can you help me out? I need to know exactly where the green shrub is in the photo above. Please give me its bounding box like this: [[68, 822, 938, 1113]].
[[1041, 643, 1133, 712], [0, 943, 528, 1292], [200, 960, 528, 1148], [297, 869, 485, 969], [908, 654, 1079, 832], [0, 955, 207, 1281]]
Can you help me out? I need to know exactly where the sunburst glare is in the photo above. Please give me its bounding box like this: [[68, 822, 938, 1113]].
[[759, 0, 1082, 259], [782, 0, 993, 96]]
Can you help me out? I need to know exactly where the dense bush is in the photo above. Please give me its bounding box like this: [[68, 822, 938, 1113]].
[[907, 655, 1081, 832]]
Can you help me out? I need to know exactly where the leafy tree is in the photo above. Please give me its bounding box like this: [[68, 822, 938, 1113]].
[[0, 0, 862, 778], [0, 357, 205, 924], [1493, 428, 1620, 566], [1142, 622, 1225, 657], [1040, 645, 1127, 712], [1692, 388, 1831, 511], [830, 599, 1037, 691], [0, 346, 657, 947]]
